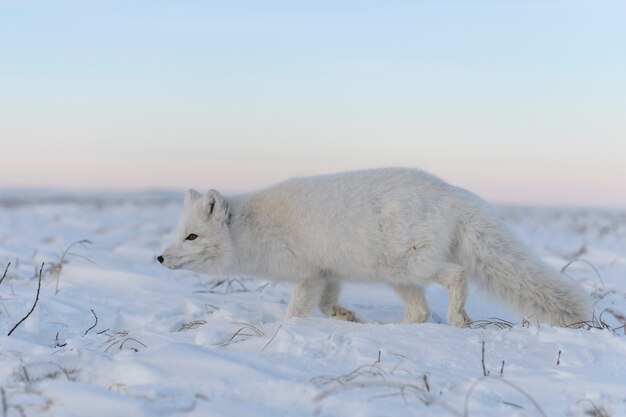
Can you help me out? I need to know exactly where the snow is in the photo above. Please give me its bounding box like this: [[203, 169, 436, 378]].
[[1, 192, 625, 417]]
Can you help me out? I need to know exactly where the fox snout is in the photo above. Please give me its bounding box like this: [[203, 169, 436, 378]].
[[157, 254, 177, 269]]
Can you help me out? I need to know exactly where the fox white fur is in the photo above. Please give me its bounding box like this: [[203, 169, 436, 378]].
[[159, 168, 589, 327]]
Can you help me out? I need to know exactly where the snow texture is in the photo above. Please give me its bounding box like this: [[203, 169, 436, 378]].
[[1, 192, 625, 417]]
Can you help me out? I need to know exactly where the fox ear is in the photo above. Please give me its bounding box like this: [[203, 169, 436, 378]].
[[184, 189, 201, 205], [206, 189, 229, 222]]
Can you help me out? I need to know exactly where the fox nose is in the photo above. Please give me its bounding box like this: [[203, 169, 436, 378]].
[[157, 255, 164, 264]]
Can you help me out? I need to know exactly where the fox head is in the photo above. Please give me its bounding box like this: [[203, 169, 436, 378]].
[[158, 189, 236, 274]]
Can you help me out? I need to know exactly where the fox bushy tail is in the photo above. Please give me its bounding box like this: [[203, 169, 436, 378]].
[[457, 205, 590, 326]]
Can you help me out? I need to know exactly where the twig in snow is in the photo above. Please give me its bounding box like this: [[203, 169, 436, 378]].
[[502, 401, 524, 410], [557, 350, 562, 366], [423, 373, 430, 392], [83, 309, 98, 336], [481, 341, 489, 376], [0, 262, 10, 285], [500, 360, 505, 377], [7, 262, 44, 336], [55, 332, 67, 348]]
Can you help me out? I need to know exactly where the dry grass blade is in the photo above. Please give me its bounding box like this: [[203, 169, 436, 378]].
[[225, 278, 248, 293], [464, 376, 547, 417], [561, 258, 605, 287], [522, 314, 541, 329], [311, 362, 388, 388], [217, 322, 265, 347], [314, 380, 428, 403], [0, 262, 10, 286], [567, 309, 626, 333], [578, 399, 611, 417], [102, 331, 127, 351], [261, 324, 282, 352], [468, 318, 514, 330], [230, 322, 264, 338], [194, 278, 249, 294], [101, 331, 147, 352], [7, 262, 44, 337], [601, 308, 626, 335], [310, 360, 452, 416], [178, 320, 207, 331], [311, 355, 416, 390], [206, 279, 226, 292], [119, 337, 148, 351], [48, 239, 93, 294], [590, 288, 617, 300]]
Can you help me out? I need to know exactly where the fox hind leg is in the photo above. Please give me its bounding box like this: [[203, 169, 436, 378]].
[[432, 263, 470, 327]]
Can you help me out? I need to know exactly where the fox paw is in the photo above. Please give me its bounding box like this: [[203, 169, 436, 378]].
[[448, 310, 471, 328], [331, 306, 358, 322]]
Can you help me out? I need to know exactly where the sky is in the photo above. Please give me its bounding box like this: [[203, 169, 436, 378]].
[[1, 1, 625, 207]]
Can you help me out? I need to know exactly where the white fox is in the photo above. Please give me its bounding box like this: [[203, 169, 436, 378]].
[[158, 168, 589, 327]]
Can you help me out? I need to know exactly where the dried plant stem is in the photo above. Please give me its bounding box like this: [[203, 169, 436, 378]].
[[560, 258, 604, 287], [50, 239, 93, 294], [83, 309, 98, 336], [1, 387, 7, 417], [0, 262, 10, 285], [481, 341, 489, 377], [7, 262, 44, 336], [262, 325, 282, 352]]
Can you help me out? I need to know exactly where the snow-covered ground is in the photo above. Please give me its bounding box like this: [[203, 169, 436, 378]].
[[1, 191, 625, 417]]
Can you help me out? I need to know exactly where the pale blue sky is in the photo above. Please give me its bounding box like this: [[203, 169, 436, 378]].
[[1, 1, 625, 206]]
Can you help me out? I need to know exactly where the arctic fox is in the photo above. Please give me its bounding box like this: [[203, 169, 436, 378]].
[[158, 168, 589, 327]]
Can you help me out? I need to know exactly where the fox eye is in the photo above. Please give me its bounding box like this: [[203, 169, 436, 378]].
[[185, 234, 198, 241]]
